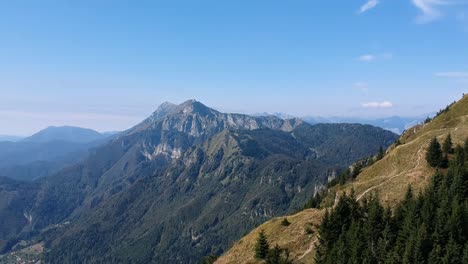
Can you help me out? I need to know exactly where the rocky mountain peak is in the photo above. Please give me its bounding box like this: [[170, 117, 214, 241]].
[[175, 99, 218, 116]]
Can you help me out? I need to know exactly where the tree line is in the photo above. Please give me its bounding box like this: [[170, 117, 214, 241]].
[[314, 139, 468, 263]]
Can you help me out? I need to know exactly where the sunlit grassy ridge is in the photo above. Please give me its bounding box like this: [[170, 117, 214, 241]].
[[336, 95, 468, 206], [217, 95, 468, 264], [215, 209, 323, 264]]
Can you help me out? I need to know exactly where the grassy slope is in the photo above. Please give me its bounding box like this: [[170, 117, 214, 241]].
[[215, 209, 323, 264], [216, 95, 468, 264]]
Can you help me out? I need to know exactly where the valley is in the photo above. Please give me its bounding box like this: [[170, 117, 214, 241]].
[[0, 100, 397, 263]]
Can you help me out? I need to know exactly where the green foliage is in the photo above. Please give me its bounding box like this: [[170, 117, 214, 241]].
[[327, 150, 386, 188], [253, 232, 292, 264], [443, 133, 454, 154], [315, 144, 468, 263], [0, 108, 398, 263], [377, 146, 385, 160], [255, 230, 270, 259], [281, 218, 291, 227], [426, 137, 443, 167], [266, 244, 292, 264], [395, 138, 403, 146], [304, 225, 314, 235], [304, 190, 325, 209], [201, 254, 218, 264]]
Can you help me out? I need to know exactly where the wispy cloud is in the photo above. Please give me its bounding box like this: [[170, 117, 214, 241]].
[[435, 71, 468, 83], [357, 53, 393, 62], [359, 0, 380, 14], [362, 101, 394, 108], [411, 0, 453, 23], [358, 54, 376, 62]]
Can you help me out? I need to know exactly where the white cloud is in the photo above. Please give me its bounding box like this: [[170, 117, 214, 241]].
[[357, 53, 393, 62], [435, 71, 468, 78], [358, 54, 376, 62], [361, 101, 394, 108], [411, 0, 453, 23], [359, 0, 379, 14]]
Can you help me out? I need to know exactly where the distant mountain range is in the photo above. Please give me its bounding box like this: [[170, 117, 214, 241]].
[[0, 100, 397, 263], [0, 126, 116, 181], [22, 126, 106, 143], [254, 113, 431, 134], [0, 135, 24, 142]]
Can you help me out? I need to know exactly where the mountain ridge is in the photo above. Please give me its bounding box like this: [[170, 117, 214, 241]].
[[0, 100, 398, 263], [22, 125, 105, 143], [216, 95, 468, 264]]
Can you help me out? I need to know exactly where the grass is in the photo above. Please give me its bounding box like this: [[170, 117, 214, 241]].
[[334, 95, 468, 206], [215, 209, 323, 264], [217, 95, 468, 264]]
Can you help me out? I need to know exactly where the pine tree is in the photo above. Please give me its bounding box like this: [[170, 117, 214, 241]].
[[266, 244, 282, 264], [453, 145, 465, 167], [351, 163, 363, 178], [464, 137, 468, 156], [440, 154, 449, 169], [255, 230, 270, 259], [312, 145, 468, 264], [395, 138, 402, 146], [442, 237, 462, 264], [280, 218, 290, 227], [462, 244, 468, 264], [201, 254, 218, 264], [377, 146, 385, 160], [428, 244, 444, 264], [314, 210, 331, 263], [442, 133, 454, 154], [426, 137, 443, 167]]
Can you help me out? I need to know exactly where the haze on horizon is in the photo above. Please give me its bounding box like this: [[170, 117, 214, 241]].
[[1, 0, 467, 135]]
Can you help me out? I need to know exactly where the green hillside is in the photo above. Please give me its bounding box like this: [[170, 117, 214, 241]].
[[0, 100, 397, 263], [217, 95, 468, 264]]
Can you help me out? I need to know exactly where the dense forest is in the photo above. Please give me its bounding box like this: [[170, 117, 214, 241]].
[[314, 137, 468, 263]]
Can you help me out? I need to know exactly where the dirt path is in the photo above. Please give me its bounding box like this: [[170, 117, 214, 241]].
[[356, 143, 425, 201], [297, 125, 462, 261], [297, 237, 318, 262]]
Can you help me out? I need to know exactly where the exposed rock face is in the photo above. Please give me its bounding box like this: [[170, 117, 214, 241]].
[[131, 100, 302, 136], [0, 100, 398, 263]]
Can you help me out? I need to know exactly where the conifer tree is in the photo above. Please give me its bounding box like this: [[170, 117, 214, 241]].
[[377, 146, 385, 160], [462, 244, 468, 264], [280, 218, 290, 227], [255, 230, 270, 259], [313, 143, 467, 264], [443, 133, 454, 154], [454, 145, 465, 167], [426, 137, 443, 167], [464, 137, 468, 156], [266, 244, 282, 264], [440, 154, 449, 168]]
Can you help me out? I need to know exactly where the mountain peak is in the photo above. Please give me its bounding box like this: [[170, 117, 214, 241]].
[[176, 99, 217, 115], [23, 126, 103, 143]]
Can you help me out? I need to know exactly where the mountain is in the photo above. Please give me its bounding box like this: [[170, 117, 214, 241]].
[[217, 95, 468, 264], [256, 113, 428, 135], [23, 126, 105, 143], [0, 127, 111, 181], [0, 136, 24, 142], [302, 116, 428, 135], [0, 100, 398, 263]]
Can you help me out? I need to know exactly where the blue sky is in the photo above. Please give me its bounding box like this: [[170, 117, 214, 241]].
[[1, 0, 467, 135]]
